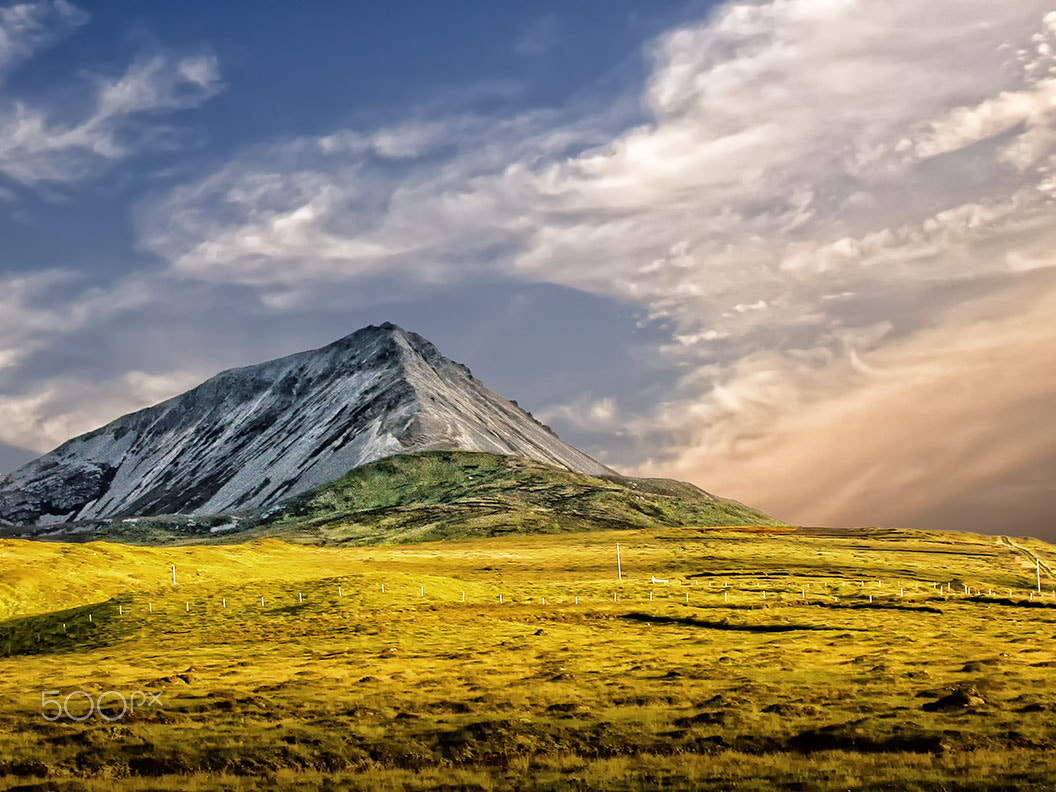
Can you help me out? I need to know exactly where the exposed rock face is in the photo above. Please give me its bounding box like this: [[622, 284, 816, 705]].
[[0, 323, 615, 525]]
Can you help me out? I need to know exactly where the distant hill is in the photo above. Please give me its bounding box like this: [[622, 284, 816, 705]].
[[102, 450, 779, 545]]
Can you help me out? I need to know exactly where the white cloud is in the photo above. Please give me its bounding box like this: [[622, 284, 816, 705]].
[[903, 79, 1056, 161], [144, 3, 1056, 310]]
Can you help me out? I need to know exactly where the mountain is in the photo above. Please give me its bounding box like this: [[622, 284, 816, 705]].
[[0, 324, 616, 526]]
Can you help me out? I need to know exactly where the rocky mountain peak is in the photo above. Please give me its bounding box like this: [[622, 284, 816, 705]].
[[0, 325, 614, 526]]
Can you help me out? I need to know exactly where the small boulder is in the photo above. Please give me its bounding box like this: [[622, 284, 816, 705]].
[[923, 687, 986, 712]]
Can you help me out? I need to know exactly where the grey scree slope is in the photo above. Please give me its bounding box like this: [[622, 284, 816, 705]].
[[0, 323, 616, 525]]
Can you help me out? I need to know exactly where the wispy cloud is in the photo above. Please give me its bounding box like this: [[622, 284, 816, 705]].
[[0, 267, 208, 454], [0, 1, 223, 187], [629, 274, 1056, 534], [0, 53, 223, 186], [0, 0, 87, 75], [515, 13, 562, 57], [0, 270, 153, 374], [0, 368, 204, 453]]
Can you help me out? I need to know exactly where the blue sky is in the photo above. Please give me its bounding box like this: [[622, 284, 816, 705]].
[[3, 0, 1056, 539]]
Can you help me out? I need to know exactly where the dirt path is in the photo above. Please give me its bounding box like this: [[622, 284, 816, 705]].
[[1000, 535, 1053, 583]]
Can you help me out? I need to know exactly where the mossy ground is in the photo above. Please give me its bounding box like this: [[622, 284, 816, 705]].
[[0, 525, 1054, 790]]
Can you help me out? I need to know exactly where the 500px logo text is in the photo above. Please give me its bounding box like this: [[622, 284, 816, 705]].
[[40, 690, 163, 722]]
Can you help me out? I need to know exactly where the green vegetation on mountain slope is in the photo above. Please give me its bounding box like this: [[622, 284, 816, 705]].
[[254, 450, 782, 543], [89, 450, 783, 546], [0, 524, 1054, 790]]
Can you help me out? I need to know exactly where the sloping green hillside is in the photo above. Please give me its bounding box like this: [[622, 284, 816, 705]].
[[242, 450, 782, 544]]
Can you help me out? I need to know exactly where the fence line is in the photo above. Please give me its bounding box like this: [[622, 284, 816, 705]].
[[21, 577, 1056, 636]]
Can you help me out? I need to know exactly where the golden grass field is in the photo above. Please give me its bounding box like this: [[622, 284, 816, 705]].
[[0, 525, 1054, 790]]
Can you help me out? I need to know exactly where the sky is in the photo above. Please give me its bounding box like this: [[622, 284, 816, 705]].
[[1, 1, 1055, 541]]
